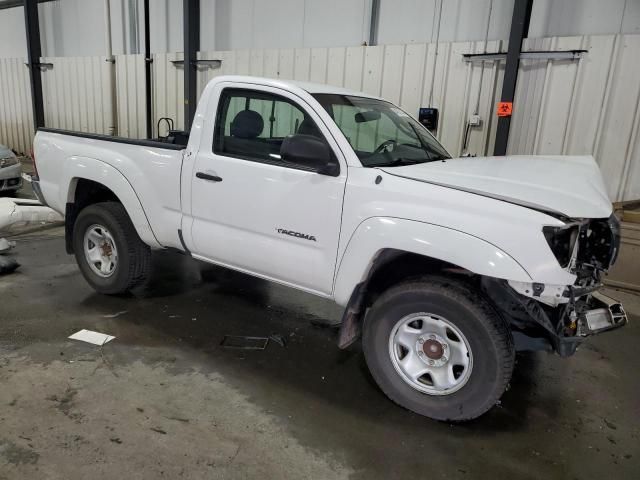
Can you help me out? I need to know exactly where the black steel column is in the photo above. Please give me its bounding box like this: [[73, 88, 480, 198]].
[[24, 0, 45, 129], [493, 0, 532, 156], [143, 0, 152, 138], [368, 0, 380, 46], [183, 0, 199, 132]]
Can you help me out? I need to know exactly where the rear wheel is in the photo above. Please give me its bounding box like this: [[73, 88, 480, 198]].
[[72, 202, 151, 295], [363, 276, 514, 421]]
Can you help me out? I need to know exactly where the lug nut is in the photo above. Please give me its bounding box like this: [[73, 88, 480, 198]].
[[417, 351, 423, 356], [429, 335, 436, 340], [418, 338, 424, 344], [428, 360, 434, 365], [442, 344, 447, 349]]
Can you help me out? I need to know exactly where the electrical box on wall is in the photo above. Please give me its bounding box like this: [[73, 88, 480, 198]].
[[419, 108, 438, 132], [469, 114, 482, 126]]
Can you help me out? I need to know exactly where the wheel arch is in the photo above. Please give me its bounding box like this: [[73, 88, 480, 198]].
[[64, 160, 161, 253], [334, 217, 532, 307], [334, 217, 532, 348]]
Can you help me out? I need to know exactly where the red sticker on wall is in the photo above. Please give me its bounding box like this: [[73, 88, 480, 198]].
[[497, 102, 513, 117]]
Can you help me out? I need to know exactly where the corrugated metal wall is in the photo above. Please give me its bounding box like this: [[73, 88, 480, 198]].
[[150, 40, 506, 159], [0, 34, 638, 201], [40, 55, 114, 135], [115, 54, 146, 139], [509, 34, 640, 202], [153, 52, 184, 135], [0, 58, 33, 155]]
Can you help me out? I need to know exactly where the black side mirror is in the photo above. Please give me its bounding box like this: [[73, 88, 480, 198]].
[[280, 134, 340, 176]]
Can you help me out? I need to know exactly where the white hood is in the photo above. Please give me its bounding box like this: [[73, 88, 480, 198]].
[[381, 155, 613, 219]]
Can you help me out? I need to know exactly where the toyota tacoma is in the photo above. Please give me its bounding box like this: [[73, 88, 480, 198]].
[[31, 76, 627, 421]]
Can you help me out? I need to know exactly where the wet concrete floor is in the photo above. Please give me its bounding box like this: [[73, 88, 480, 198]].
[[0, 226, 638, 479]]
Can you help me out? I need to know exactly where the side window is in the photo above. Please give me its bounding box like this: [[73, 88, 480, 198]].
[[214, 88, 327, 168]]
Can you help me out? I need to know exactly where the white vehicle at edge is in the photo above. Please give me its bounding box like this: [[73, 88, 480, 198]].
[[32, 75, 627, 421]]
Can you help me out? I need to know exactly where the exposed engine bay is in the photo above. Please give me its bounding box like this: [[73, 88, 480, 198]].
[[486, 214, 627, 357]]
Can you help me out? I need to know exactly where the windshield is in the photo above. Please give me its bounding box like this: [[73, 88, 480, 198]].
[[312, 94, 450, 167]]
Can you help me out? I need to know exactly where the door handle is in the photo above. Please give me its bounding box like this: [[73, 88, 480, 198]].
[[196, 172, 223, 182]]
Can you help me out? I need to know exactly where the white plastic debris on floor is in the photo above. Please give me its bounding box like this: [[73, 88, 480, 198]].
[[68, 329, 115, 346], [0, 237, 16, 253], [0, 197, 63, 233]]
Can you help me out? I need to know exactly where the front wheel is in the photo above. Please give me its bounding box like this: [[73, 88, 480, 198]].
[[363, 277, 514, 421], [72, 202, 151, 295]]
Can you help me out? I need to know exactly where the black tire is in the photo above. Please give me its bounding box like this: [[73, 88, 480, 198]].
[[72, 202, 151, 295], [363, 276, 514, 421]]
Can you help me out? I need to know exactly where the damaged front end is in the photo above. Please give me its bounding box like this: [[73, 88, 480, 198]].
[[485, 214, 628, 357]]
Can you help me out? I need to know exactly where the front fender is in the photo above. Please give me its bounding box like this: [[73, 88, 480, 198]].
[[64, 156, 161, 249], [333, 217, 532, 306]]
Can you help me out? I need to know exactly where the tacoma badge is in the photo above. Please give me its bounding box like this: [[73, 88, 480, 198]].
[[277, 228, 317, 242]]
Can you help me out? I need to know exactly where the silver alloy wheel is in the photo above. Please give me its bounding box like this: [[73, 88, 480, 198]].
[[388, 312, 473, 395], [84, 224, 118, 278]]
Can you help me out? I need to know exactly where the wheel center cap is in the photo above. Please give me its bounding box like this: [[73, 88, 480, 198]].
[[101, 242, 112, 257], [423, 339, 444, 359]]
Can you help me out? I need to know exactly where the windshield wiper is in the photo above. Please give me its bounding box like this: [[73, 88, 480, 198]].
[[369, 158, 425, 168], [406, 121, 449, 162]]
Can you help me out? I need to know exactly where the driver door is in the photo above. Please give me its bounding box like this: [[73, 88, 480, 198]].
[[186, 84, 347, 297]]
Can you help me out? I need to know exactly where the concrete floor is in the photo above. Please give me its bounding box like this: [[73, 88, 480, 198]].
[[0, 225, 639, 479]]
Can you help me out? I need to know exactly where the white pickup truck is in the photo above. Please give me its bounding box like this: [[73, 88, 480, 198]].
[[32, 75, 626, 421]]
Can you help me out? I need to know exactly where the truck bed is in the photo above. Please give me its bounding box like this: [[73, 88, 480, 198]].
[[38, 128, 186, 150], [34, 128, 186, 249]]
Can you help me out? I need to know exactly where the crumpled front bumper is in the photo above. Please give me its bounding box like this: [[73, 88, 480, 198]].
[[491, 278, 628, 357], [551, 289, 628, 357], [576, 291, 627, 336]]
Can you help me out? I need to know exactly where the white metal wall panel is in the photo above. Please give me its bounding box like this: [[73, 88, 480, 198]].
[[456, 40, 505, 156], [310, 48, 329, 84], [0, 57, 33, 155], [4, 1, 640, 59], [293, 49, 311, 82], [0, 8, 27, 59], [115, 54, 146, 139], [150, 42, 504, 158], [594, 35, 640, 201], [508, 34, 640, 201], [326, 47, 347, 86], [40, 56, 113, 135], [277, 49, 295, 80], [197, 50, 233, 101], [344, 46, 365, 91], [191, 37, 640, 201], [152, 52, 184, 137], [1, 34, 639, 202], [361, 46, 384, 97]]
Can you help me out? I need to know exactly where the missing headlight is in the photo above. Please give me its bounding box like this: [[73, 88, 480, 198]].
[[576, 216, 620, 270], [543, 224, 579, 268]]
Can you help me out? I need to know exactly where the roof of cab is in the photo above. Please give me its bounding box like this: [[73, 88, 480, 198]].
[[209, 75, 382, 100]]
